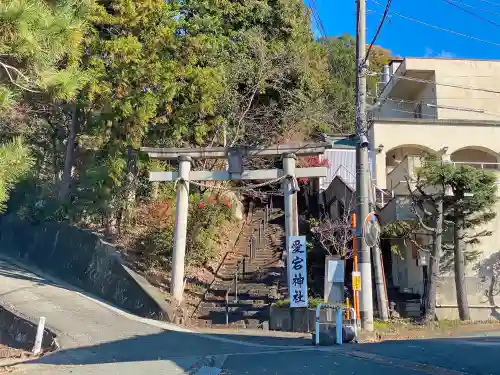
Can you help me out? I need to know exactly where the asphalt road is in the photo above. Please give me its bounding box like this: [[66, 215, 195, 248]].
[[1, 255, 499, 375]]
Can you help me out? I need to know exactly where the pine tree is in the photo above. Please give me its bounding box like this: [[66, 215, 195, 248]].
[[384, 156, 498, 321], [0, 0, 90, 110]]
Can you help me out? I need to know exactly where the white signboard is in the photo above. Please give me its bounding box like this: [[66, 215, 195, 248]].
[[327, 259, 345, 283], [287, 236, 308, 308]]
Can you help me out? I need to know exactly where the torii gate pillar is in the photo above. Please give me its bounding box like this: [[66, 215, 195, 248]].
[[283, 153, 299, 258], [171, 156, 192, 305], [142, 143, 331, 305]]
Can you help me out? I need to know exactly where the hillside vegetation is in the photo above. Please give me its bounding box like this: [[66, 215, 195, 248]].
[[0, 1, 391, 281]]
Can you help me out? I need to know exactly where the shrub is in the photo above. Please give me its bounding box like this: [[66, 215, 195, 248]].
[[272, 297, 326, 309]]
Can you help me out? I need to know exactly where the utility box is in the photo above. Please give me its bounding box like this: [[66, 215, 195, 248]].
[[324, 255, 345, 305]]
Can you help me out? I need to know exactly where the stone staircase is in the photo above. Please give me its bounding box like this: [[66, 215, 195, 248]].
[[195, 202, 286, 328]]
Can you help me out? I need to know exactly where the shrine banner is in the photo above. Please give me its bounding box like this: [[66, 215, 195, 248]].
[[287, 236, 308, 308]]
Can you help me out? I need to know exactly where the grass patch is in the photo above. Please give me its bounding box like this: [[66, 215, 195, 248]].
[[272, 298, 341, 309]]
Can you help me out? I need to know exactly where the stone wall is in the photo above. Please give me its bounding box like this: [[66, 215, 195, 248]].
[[269, 307, 337, 332], [0, 216, 174, 322]]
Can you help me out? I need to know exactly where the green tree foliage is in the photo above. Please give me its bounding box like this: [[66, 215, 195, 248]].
[[0, 137, 33, 212], [0, 0, 90, 110], [382, 155, 498, 321], [2, 1, 394, 276], [320, 34, 391, 133], [419, 156, 497, 320]]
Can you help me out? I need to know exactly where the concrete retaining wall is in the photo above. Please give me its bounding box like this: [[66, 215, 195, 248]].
[[436, 276, 500, 321], [0, 304, 56, 352], [269, 307, 337, 332], [0, 216, 174, 322]]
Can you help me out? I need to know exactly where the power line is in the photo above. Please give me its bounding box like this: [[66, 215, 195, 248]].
[[368, 94, 500, 115], [475, 0, 500, 7], [309, 0, 327, 38], [443, 0, 500, 27], [369, 70, 500, 94], [445, 0, 500, 17], [370, 0, 500, 47], [364, 0, 393, 64]]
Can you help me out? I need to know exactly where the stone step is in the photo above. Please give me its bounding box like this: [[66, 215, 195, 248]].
[[199, 308, 267, 319], [204, 294, 270, 303], [199, 304, 268, 314]]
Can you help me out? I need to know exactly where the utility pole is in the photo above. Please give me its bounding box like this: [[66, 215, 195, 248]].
[[355, 0, 374, 331]]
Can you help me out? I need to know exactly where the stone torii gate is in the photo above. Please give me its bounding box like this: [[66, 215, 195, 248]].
[[141, 143, 332, 305]]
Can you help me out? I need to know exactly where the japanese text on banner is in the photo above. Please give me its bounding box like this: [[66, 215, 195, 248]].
[[287, 236, 308, 308]]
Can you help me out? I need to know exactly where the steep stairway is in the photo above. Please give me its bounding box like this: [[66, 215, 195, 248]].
[[195, 201, 286, 328]]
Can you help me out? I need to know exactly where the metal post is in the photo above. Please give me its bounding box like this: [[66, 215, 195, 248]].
[[33, 316, 46, 355], [171, 155, 192, 305], [242, 256, 247, 281], [251, 234, 256, 261], [336, 308, 343, 345], [234, 262, 239, 303], [261, 219, 266, 247], [355, 0, 374, 332], [258, 222, 262, 246], [225, 290, 229, 326]]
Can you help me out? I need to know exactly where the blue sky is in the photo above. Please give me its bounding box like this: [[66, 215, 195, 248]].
[[307, 0, 500, 59]]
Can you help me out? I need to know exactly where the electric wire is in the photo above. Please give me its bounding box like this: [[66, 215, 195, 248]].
[[475, 0, 500, 7], [309, 0, 328, 38], [442, 0, 500, 28], [368, 70, 500, 94], [364, 0, 393, 64], [445, 0, 500, 17], [370, 0, 500, 47]]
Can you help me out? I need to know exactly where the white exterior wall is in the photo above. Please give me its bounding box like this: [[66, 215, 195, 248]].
[[372, 59, 500, 317], [406, 58, 500, 121], [371, 119, 500, 189]]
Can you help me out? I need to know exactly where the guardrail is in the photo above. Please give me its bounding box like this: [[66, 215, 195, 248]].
[[225, 260, 242, 326], [314, 304, 358, 346]]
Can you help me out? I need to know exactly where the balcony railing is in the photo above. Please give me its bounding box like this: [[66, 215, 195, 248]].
[[451, 161, 500, 170]]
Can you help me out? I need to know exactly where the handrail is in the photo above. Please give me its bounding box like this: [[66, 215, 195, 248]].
[[224, 260, 241, 326], [452, 161, 500, 168], [191, 221, 246, 318], [190, 250, 236, 318], [334, 164, 392, 197], [314, 304, 358, 346]]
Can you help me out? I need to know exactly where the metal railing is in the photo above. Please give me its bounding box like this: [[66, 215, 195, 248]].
[[225, 260, 242, 326], [190, 250, 236, 318], [452, 161, 500, 170], [314, 304, 358, 346], [224, 204, 275, 325], [333, 164, 394, 206]]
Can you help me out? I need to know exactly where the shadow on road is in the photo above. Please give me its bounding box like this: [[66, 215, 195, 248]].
[[22, 329, 311, 372], [355, 335, 500, 375]]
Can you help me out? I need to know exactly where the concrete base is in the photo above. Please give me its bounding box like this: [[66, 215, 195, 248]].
[[311, 325, 356, 346]]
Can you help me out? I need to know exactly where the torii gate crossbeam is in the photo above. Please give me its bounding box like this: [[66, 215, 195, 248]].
[[141, 143, 332, 305]]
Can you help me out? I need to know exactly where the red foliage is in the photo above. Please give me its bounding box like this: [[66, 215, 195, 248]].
[[297, 156, 330, 184], [197, 196, 232, 209]]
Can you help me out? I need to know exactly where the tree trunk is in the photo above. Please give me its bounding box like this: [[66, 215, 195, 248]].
[[58, 105, 79, 201], [454, 215, 471, 320], [423, 199, 443, 322]]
